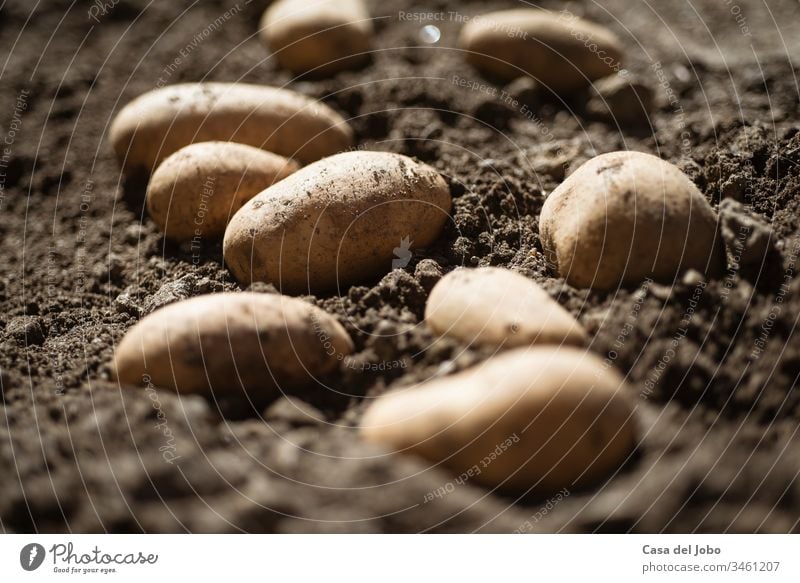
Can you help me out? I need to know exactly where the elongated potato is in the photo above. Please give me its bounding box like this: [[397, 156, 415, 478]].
[[223, 151, 452, 294], [361, 347, 637, 493], [260, 0, 372, 76], [539, 151, 725, 290], [110, 83, 354, 172], [146, 142, 299, 242], [426, 267, 586, 349], [112, 292, 354, 397], [459, 9, 624, 93]]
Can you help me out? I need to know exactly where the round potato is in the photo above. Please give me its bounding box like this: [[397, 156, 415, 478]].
[[539, 151, 726, 290], [223, 151, 452, 294], [146, 142, 299, 242], [110, 82, 354, 173], [361, 347, 637, 493], [112, 292, 354, 397], [260, 0, 372, 76], [426, 267, 586, 349], [459, 9, 624, 93]]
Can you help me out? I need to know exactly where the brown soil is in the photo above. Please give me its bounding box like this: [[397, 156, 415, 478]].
[[1, 0, 800, 533]]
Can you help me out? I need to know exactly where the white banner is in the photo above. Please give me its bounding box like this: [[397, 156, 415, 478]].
[[0, 535, 797, 582]]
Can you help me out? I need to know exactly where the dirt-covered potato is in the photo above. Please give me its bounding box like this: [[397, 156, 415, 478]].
[[112, 292, 354, 397], [426, 267, 586, 349], [459, 9, 624, 93], [146, 142, 299, 242], [539, 151, 726, 290], [110, 83, 354, 173], [223, 151, 452, 294], [260, 0, 372, 76], [361, 347, 637, 493]]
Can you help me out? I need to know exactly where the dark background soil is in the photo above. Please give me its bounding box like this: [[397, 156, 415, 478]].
[[1, 0, 800, 532]]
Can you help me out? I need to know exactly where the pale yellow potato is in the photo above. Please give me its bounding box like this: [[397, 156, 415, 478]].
[[459, 9, 624, 93], [223, 151, 452, 294], [539, 151, 726, 290], [110, 83, 354, 173], [361, 347, 637, 493], [112, 292, 354, 397], [426, 267, 587, 349], [260, 0, 372, 76], [146, 142, 299, 242]]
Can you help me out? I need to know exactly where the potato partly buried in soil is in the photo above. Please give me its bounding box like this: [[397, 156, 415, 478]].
[[361, 347, 638, 494], [459, 9, 624, 94], [425, 266, 587, 350], [146, 142, 299, 242], [259, 0, 373, 76], [110, 82, 354, 172], [223, 150, 452, 294], [539, 151, 726, 290], [112, 292, 354, 397]]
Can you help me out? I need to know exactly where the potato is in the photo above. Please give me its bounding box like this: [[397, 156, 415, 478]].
[[361, 347, 637, 493], [110, 83, 354, 173], [112, 292, 354, 397], [539, 151, 725, 290], [260, 0, 372, 76], [426, 267, 586, 349], [223, 151, 452, 294], [459, 9, 624, 93], [147, 142, 299, 242]]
